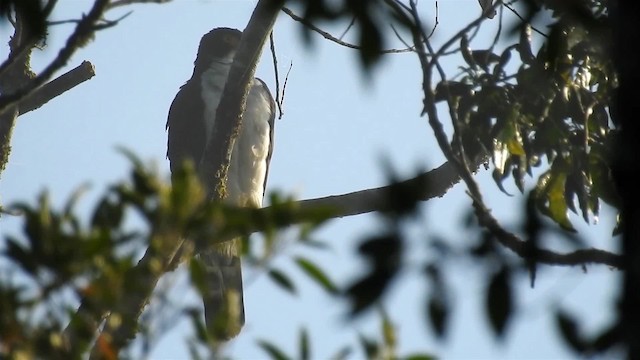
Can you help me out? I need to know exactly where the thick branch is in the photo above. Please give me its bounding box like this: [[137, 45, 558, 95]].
[[296, 158, 473, 217], [0, 7, 38, 178], [17, 61, 95, 116]]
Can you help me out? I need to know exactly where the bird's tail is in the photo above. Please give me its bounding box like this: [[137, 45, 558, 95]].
[[198, 245, 245, 340]]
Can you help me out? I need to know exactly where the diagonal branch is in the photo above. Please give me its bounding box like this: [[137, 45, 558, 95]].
[[17, 61, 95, 116], [199, 0, 284, 202]]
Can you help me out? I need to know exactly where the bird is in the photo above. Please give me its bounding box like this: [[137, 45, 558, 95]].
[[166, 27, 276, 340]]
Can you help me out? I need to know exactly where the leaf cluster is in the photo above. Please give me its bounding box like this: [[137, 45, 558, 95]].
[[450, 11, 618, 231]]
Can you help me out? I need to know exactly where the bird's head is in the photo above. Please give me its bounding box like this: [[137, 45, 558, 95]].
[[194, 27, 242, 69]]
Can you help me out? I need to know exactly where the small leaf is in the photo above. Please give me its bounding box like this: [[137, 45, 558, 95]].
[[257, 340, 291, 360], [189, 259, 207, 295], [294, 257, 338, 294], [358, 334, 379, 359], [555, 311, 588, 353], [404, 354, 438, 360], [381, 309, 396, 352], [461, 35, 475, 69], [330, 346, 352, 360], [518, 24, 535, 64], [471, 50, 500, 72], [299, 327, 310, 360], [546, 168, 576, 231], [346, 271, 392, 315], [427, 295, 448, 338], [492, 168, 513, 196], [485, 266, 513, 338], [268, 269, 297, 295]]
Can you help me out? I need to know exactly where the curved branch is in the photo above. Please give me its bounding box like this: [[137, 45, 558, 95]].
[[296, 157, 474, 217], [17, 61, 95, 116], [282, 7, 415, 54]]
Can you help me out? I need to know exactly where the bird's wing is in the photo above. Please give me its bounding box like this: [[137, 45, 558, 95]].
[[254, 77, 276, 195], [166, 80, 207, 175]]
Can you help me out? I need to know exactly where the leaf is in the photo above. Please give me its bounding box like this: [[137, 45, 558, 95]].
[[294, 257, 338, 294], [91, 196, 124, 230], [518, 24, 535, 64], [485, 266, 512, 338], [555, 311, 588, 353], [492, 168, 513, 196], [358, 334, 379, 359], [330, 346, 352, 360], [471, 50, 500, 72], [4, 236, 36, 274], [546, 167, 576, 231], [299, 327, 310, 360], [268, 269, 297, 295], [460, 35, 475, 69], [404, 355, 438, 360], [188, 259, 207, 295], [427, 295, 448, 338], [381, 309, 396, 353], [346, 271, 392, 316], [257, 340, 291, 360]]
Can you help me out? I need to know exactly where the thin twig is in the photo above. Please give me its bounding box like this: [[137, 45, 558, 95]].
[[339, 16, 356, 40], [269, 31, 284, 119], [282, 7, 414, 54], [427, 0, 439, 39], [503, 2, 547, 37], [105, 0, 171, 10], [280, 61, 292, 118]]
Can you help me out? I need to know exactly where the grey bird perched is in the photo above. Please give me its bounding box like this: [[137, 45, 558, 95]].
[[166, 27, 276, 339]]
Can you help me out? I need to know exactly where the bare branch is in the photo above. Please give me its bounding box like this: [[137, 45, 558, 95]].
[[48, 11, 132, 30], [269, 31, 284, 119], [296, 157, 481, 218], [0, 0, 110, 116], [280, 62, 292, 117], [18, 61, 95, 116]]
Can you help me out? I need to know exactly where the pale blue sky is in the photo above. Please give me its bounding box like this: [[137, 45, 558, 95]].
[[0, 1, 619, 359]]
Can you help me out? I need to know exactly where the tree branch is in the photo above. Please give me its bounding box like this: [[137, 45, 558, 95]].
[[282, 7, 415, 54], [296, 158, 476, 217], [17, 61, 95, 116], [0, 6, 38, 178], [0, 0, 109, 116]]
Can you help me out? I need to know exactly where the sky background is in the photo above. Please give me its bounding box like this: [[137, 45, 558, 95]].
[[0, 0, 620, 359]]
